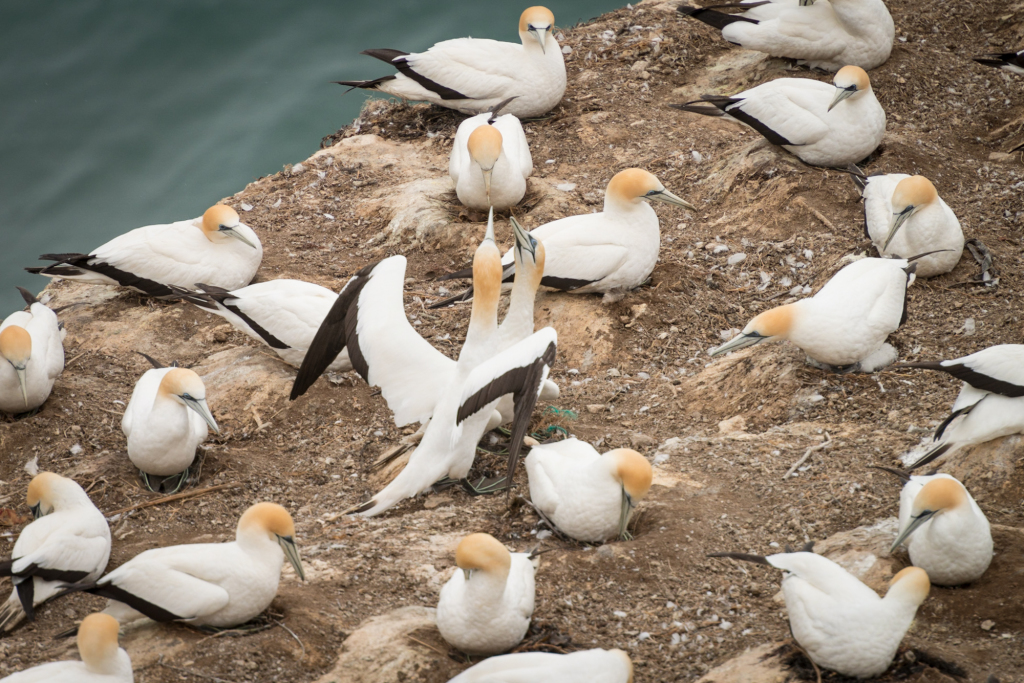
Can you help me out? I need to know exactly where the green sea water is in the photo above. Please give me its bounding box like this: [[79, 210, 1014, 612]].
[[0, 0, 623, 313]]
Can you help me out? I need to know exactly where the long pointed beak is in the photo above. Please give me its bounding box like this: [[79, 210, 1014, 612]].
[[220, 226, 258, 249], [484, 207, 495, 243], [648, 189, 697, 210], [483, 168, 493, 206], [278, 535, 305, 581], [529, 28, 548, 53], [709, 332, 766, 357], [30, 503, 42, 520], [890, 511, 935, 554], [618, 489, 634, 541], [15, 366, 28, 407], [462, 568, 472, 581], [510, 215, 536, 261], [184, 397, 220, 434], [828, 87, 856, 112], [883, 208, 914, 250]]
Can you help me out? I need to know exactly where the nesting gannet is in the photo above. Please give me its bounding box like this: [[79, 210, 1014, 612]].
[[451, 100, 533, 211], [26, 205, 262, 298], [858, 174, 963, 277], [710, 256, 915, 372], [335, 7, 566, 118], [673, 66, 885, 168], [710, 548, 930, 678], [122, 355, 219, 492], [61, 502, 304, 628], [434, 169, 695, 305], [0, 288, 64, 414], [447, 648, 634, 683], [0, 473, 110, 632], [0, 613, 132, 683], [525, 438, 652, 542], [974, 48, 1024, 75], [436, 533, 536, 655], [678, 0, 894, 71], [895, 345, 1024, 470]]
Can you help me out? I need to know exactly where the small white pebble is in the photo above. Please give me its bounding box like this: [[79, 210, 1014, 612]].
[[712, 244, 729, 254], [613, 610, 627, 618], [69, 444, 83, 456], [545, 159, 556, 164], [561, 45, 572, 55], [24, 455, 39, 475], [323, 213, 335, 221], [536, 530, 552, 540], [691, 150, 703, 163], [291, 163, 305, 174], [556, 183, 577, 192], [720, 621, 733, 630], [239, 202, 253, 212], [727, 253, 746, 265], [638, 632, 650, 641]]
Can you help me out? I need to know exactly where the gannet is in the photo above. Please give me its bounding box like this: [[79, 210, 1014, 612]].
[[0, 288, 64, 414], [450, 101, 533, 211], [61, 502, 304, 629], [122, 355, 219, 492], [895, 345, 1024, 470], [710, 548, 930, 678], [974, 48, 1024, 75], [433, 169, 695, 305], [678, 0, 894, 71], [447, 648, 634, 683], [858, 174, 963, 277], [710, 256, 915, 372], [0, 473, 110, 632], [673, 66, 885, 168], [525, 438, 652, 542], [0, 613, 132, 683], [26, 205, 262, 298], [334, 7, 567, 118], [874, 468, 992, 585], [171, 280, 351, 372], [436, 533, 536, 655]]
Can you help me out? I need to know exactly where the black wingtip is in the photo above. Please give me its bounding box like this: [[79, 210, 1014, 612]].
[[24, 267, 45, 275], [348, 499, 376, 515], [905, 442, 953, 472], [135, 351, 167, 369], [428, 287, 475, 309], [16, 286, 38, 306], [435, 266, 475, 283], [708, 552, 772, 565], [676, 5, 758, 30], [669, 102, 727, 116], [869, 465, 911, 483]]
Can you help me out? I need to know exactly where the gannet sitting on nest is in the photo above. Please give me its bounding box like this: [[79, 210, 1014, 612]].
[[60, 502, 304, 629], [122, 354, 219, 493], [437, 533, 536, 655], [894, 345, 1024, 471], [857, 174, 963, 277], [433, 169, 695, 305], [447, 648, 634, 683], [874, 468, 992, 585], [710, 256, 917, 372], [678, 0, 894, 71], [974, 48, 1024, 75], [0, 288, 64, 414], [1, 613, 132, 683], [451, 98, 532, 211], [710, 547, 930, 678], [335, 7, 566, 118], [26, 205, 262, 298], [673, 66, 885, 168], [526, 438, 652, 542], [0, 473, 110, 632]]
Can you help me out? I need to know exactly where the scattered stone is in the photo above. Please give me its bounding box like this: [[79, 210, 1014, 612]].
[[718, 416, 746, 434]]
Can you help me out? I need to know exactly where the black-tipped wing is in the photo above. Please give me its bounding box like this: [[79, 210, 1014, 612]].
[[707, 552, 772, 566], [16, 287, 38, 306], [678, 4, 759, 31], [166, 285, 219, 311], [136, 351, 168, 369], [194, 283, 290, 351], [87, 582, 184, 623], [974, 50, 1024, 74], [361, 48, 470, 100], [868, 465, 911, 484], [905, 442, 953, 472], [897, 354, 1024, 398], [28, 253, 176, 298]]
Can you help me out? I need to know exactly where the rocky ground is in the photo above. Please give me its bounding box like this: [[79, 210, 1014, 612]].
[[3, 0, 1024, 681]]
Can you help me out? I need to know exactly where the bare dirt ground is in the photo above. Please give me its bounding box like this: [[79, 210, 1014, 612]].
[[2, 0, 1024, 681]]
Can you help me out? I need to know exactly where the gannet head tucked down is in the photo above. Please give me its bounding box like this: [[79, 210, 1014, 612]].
[[610, 449, 654, 540], [237, 502, 306, 581], [468, 125, 503, 205], [159, 368, 219, 434], [605, 168, 697, 212], [828, 65, 871, 111], [201, 204, 257, 249], [519, 6, 555, 53], [27, 471, 68, 518], [0, 325, 31, 407], [456, 532, 511, 581], [886, 176, 939, 249]]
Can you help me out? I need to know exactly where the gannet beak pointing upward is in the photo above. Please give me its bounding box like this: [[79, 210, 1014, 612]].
[[220, 225, 258, 249], [510, 215, 537, 263], [644, 188, 697, 210], [278, 534, 306, 581], [485, 207, 496, 243]]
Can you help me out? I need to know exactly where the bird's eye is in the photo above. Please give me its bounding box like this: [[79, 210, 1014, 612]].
[[182, 393, 193, 400], [646, 190, 661, 196]]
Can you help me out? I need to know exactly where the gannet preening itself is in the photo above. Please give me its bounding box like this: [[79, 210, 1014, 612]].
[[335, 7, 566, 118], [0, 473, 110, 632], [857, 174, 963, 277], [673, 66, 885, 168], [678, 0, 894, 71], [874, 468, 992, 585], [0, 613, 132, 683], [122, 355, 219, 492], [525, 438, 652, 542], [895, 345, 1024, 471], [450, 100, 533, 211], [433, 169, 696, 305], [436, 533, 536, 655], [0, 288, 64, 414], [710, 256, 915, 372], [447, 648, 634, 683], [61, 502, 304, 629], [26, 205, 262, 298], [974, 48, 1024, 75], [710, 548, 930, 678]]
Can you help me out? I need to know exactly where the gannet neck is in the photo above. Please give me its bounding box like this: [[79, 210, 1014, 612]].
[[884, 566, 930, 607], [608, 449, 653, 502], [505, 228, 544, 333], [78, 613, 122, 675], [467, 226, 503, 344], [0, 325, 31, 367], [455, 533, 512, 581], [27, 472, 91, 514]]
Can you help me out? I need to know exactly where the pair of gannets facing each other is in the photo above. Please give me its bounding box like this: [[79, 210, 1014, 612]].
[[437, 533, 537, 655], [434, 169, 695, 306], [678, 0, 895, 71], [337, 7, 566, 119], [710, 256, 916, 372], [447, 648, 633, 683], [27, 205, 262, 298], [525, 438, 652, 542], [711, 548, 930, 678], [122, 354, 219, 492], [674, 66, 885, 168], [0, 473, 111, 632], [0, 288, 64, 414], [974, 48, 1024, 75], [450, 100, 533, 211], [1, 613, 132, 683]]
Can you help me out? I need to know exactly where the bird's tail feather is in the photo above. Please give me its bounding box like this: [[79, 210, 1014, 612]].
[[677, 4, 759, 30], [905, 442, 953, 472], [708, 552, 772, 565], [333, 75, 397, 92], [0, 594, 26, 632]]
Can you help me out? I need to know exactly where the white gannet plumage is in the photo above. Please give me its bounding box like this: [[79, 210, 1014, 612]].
[[436, 533, 536, 655], [0, 288, 64, 414], [26, 205, 262, 298], [674, 66, 885, 168], [525, 438, 652, 542], [335, 7, 566, 118], [974, 48, 1024, 75], [0, 473, 111, 632], [0, 613, 132, 683], [450, 102, 533, 211], [446, 648, 634, 683]]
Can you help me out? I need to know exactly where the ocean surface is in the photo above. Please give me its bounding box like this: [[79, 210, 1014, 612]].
[[0, 0, 623, 313]]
